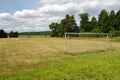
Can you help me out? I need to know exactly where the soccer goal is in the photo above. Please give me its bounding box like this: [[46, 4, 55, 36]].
[[64, 32, 111, 53]]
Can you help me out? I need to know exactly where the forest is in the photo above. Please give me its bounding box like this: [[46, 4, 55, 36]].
[[49, 9, 120, 37]]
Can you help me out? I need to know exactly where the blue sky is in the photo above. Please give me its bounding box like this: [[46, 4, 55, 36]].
[[0, 0, 120, 32], [0, 0, 40, 13]]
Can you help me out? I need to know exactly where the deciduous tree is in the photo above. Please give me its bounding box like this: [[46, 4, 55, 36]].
[[0, 29, 7, 38]]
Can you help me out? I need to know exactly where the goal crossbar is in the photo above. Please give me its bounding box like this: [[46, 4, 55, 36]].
[[65, 32, 109, 35]]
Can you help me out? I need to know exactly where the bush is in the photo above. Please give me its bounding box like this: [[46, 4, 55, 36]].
[[9, 31, 19, 38], [110, 30, 120, 37], [0, 29, 7, 38]]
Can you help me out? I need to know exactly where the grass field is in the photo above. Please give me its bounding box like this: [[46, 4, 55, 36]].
[[0, 37, 120, 80]]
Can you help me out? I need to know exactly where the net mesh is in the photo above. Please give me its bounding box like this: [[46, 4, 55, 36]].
[[64, 33, 111, 53]]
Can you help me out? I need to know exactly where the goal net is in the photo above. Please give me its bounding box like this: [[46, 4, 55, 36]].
[[64, 32, 111, 53]]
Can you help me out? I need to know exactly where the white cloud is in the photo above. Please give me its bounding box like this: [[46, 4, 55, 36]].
[[13, 10, 35, 18], [48, 16, 63, 21], [0, 13, 11, 19], [38, 3, 81, 17], [34, 26, 49, 31], [4, 28, 13, 32], [16, 26, 31, 32], [0, 0, 120, 32], [0, 13, 14, 21]]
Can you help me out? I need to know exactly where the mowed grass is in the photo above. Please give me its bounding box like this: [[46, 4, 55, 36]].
[[0, 37, 120, 80], [0, 38, 68, 74]]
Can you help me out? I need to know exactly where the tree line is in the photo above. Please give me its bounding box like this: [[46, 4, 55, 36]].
[[0, 29, 18, 38], [19, 31, 50, 36], [49, 9, 120, 37]]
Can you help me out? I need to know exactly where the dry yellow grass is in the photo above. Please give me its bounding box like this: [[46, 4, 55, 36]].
[[0, 38, 69, 74], [65, 37, 111, 53], [0, 37, 119, 74]]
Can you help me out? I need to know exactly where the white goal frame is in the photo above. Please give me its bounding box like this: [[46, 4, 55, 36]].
[[64, 32, 111, 52]]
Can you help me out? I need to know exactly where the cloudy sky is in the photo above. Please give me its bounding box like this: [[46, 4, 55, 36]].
[[0, 0, 120, 32]]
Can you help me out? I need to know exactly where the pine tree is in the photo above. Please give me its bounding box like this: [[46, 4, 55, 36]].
[[108, 10, 116, 31], [98, 9, 110, 33]]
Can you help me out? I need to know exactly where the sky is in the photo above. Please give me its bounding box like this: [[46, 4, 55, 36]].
[[0, 0, 120, 32]]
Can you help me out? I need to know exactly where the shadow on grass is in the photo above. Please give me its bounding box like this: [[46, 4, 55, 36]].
[[63, 48, 115, 56]]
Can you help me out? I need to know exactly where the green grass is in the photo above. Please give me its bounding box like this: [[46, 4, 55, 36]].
[[0, 37, 120, 80], [0, 50, 120, 80]]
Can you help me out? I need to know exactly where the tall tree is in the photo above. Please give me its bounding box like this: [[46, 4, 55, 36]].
[[49, 14, 79, 37], [79, 13, 92, 32], [90, 17, 98, 32], [91, 17, 97, 27], [60, 14, 79, 36], [115, 10, 120, 30], [98, 9, 110, 33], [49, 22, 59, 37], [109, 10, 116, 31]]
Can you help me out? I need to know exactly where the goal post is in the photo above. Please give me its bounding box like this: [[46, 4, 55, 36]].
[[64, 32, 111, 53]]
